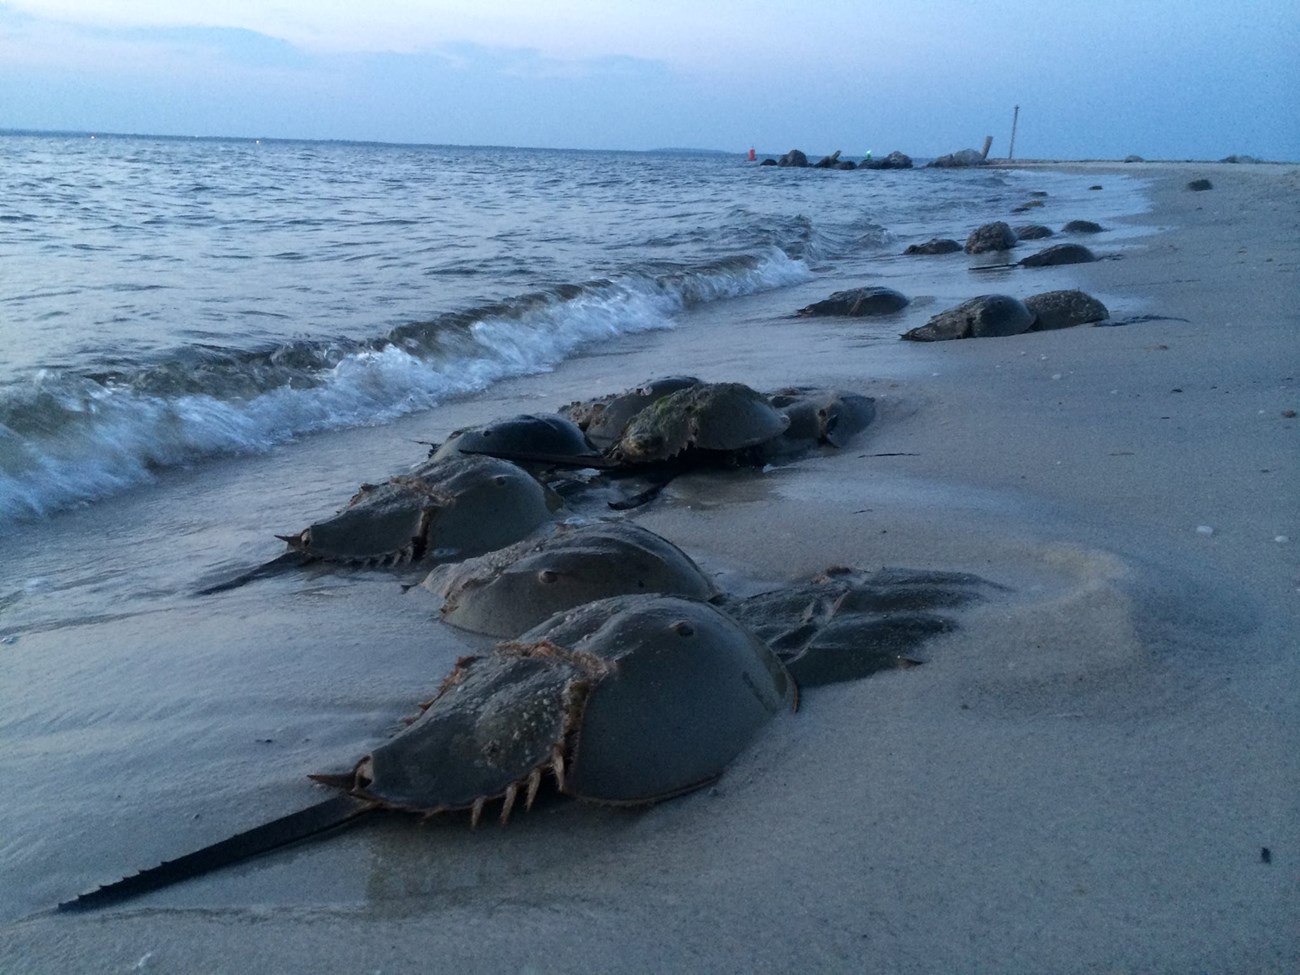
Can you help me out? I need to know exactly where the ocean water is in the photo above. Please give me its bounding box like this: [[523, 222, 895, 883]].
[[0, 134, 1146, 523]]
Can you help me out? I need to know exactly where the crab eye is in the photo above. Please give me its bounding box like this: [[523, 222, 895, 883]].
[[671, 620, 694, 637], [538, 569, 559, 585], [494, 476, 508, 486]]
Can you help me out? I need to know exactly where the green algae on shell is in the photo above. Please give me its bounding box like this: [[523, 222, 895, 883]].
[[611, 381, 789, 464], [577, 375, 703, 449]]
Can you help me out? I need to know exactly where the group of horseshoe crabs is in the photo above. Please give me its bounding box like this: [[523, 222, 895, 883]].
[[441, 377, 876, 471], [62, 376, 999, 911], [198, 378, 876, 594]]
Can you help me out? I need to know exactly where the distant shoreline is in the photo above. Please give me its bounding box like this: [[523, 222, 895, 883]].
[[3, 128, 1294, 164]]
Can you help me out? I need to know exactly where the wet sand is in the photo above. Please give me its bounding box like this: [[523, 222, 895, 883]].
[[3, 161, 1297, 973]]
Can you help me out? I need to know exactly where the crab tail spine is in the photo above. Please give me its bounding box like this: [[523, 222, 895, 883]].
[[57, 794, 375, 912]]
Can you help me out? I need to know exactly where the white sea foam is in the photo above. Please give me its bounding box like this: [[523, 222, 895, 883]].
[[0, 248, 810, 523]]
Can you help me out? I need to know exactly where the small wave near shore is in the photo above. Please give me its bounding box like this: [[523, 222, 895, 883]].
[[0, 250, 809, 521]]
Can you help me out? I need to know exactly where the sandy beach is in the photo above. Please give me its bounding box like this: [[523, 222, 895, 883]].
[[3, 160, 1297, 973]]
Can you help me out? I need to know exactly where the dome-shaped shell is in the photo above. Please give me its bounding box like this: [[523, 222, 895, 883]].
[[613, 382, 789, 463], [766, 387, 877, 451], [432, 413, 596, 464], [519, 594, 794, 803], [281, 455, 560, 565], [901, 294, 1035, 342], [330, 595, 792, 821], [425, 521, 717, 637], [583, 375, 702, 448]]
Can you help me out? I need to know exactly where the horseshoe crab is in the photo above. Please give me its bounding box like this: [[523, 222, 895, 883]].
[[196, 455, 561, 594], [279, 455, 560, 565], [423, 521, 718, 637], [435, 380, 862, 513], [562, 375, 702, 450], [1018, 243, 1097, 267], [900, 294, 1035, 342], [965, 221, 1018, 254], [430, 413, 598, 465], [60, 595, 792, 910], [765, 387, 877, 453], [795, 286, 910, 317], [1024, 290, 1110, 331], [610, 381, 789, 465], [488, 381, 794, 509], [904, 237, 962, 255], [1014, 224, 1054, 241], [724, 566, 1002, 686]]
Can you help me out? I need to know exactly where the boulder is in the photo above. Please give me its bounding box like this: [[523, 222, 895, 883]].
[[760, 158, 778, 166], [779, 149, 809, 168], [928, 148, 986, 168], [861, 150, 914, 170], [798, 286, 910, 317], [1019, 243, 1097, 267], [1062, 219, 1104, 234], [1025, 290, 1110, 330], [1220, 155, 1260, 164], [901, 294, 1035, 342], [836, 161, 858, 170], [1187, 178, 1213, 191], [814, 150, 843, 169], [904, 238, 962, 255], [1014, 224, 1054, 241], [1011, 200, 1045, 213], [1123, 155, 1145, 163], [965, 221, 1018, 254]]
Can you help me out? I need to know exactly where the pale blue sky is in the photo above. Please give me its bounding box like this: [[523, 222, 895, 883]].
[[2, 1, 1297, 159]]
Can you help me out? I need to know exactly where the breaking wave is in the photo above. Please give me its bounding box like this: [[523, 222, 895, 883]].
[[0, 249, 810, 522]]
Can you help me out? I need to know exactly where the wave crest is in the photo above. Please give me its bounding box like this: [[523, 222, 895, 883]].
[[0, 248, 810, 521]]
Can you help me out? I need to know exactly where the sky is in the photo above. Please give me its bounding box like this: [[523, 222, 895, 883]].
[[1, 1, 1297, 159]]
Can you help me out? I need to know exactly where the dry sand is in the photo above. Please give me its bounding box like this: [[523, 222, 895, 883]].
[[4, 161, 1297, 973]]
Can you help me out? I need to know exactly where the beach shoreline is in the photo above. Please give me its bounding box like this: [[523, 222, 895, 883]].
[[4, 159, 1297, 974]]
